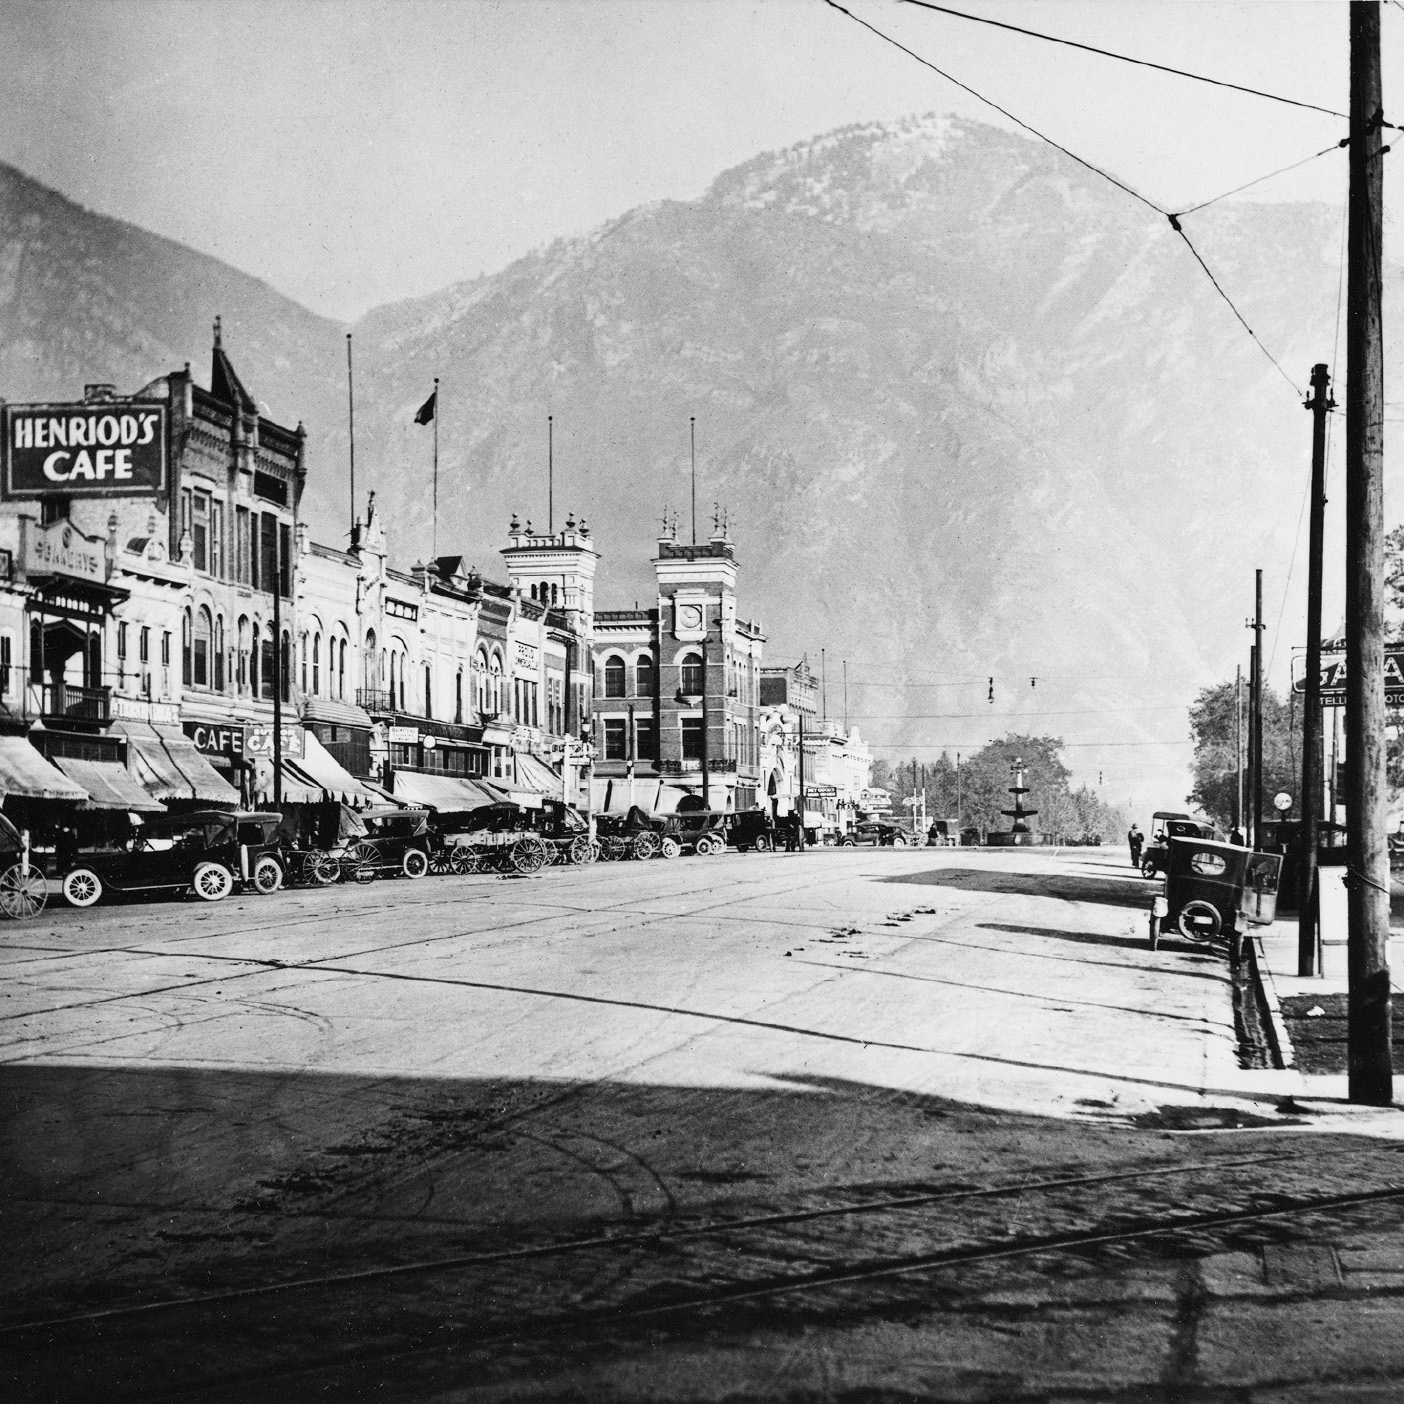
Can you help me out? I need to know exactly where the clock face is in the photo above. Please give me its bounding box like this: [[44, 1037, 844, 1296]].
[[679, 604, 703, 629]]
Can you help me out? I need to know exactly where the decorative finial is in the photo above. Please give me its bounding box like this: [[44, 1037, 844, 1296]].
[[524, 519, 533, 535], [578, 517, 589, 536], [566, 510, 576, 530], [509, 512, 521, 534], [213, 315, 222, 348]]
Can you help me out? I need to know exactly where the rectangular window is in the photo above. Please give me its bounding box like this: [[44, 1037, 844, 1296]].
[[139, 626, 149, 664], [0, 636, 10, 698], [254, 470, 288, 506], [193, 634, 208, 689], [604, 718, 627, 761], [530, 682, 538, 728], [258, 515, 276, 595], [117, 623, 128, 662], [210, 500, 224, 578], [279, 523, 292, 597], [682, 717, 704, 760], [191, 491, 209, 573], [161, 631, 171, 667], [635, 718, 657, 761]]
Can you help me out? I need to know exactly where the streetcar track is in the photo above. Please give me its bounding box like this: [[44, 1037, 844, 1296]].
[[0, 1148, 1341, 1334]]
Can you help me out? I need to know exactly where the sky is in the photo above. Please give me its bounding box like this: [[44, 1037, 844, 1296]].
[[1, 0, 1392, 810]]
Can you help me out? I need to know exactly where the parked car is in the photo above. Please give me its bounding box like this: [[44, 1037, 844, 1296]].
[[727, 809, 780, 853], [839, 820, 911, 848], [61, 810, 285, 907], [1141, 813, 1220, 878], [338, 807, 435, 882]]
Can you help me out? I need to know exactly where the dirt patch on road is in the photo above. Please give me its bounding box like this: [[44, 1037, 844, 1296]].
[[886, 866, 1151, 911], [1279, 992, 1404, 1074]]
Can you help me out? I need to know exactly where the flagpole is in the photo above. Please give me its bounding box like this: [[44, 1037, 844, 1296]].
[[346, 334, 356, 542], [432, 376, 440, 558]]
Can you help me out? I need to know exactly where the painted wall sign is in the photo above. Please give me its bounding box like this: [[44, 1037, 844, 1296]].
[[243, 724, 305, 759], [387, 725, 419, 745], [112, 697, 181, 725], [20, 518, 107, 583], [515, 640, 539, 672], [3, 402, 166, 499]]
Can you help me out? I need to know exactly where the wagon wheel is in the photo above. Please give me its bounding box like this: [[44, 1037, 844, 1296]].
[[346, 841, 378, 884], [632, 831, 661, 861], [568, 834, 595, 865], [0, 864, 46, 920], [511, 836, 549, 874], [450, 846, 482, 875], [428, 848, 454, 876]]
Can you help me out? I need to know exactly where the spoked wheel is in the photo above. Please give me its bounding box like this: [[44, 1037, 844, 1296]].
[[599, 836, 627, 862], [0, 864, 47, 919], [753, 834, 772, 853], [1141, 857, 1158, 879], [511, 836, 549, 874], [568, 835, 595, 865], [192, 862, 234, 902], [347, 841, 378, 884], [402, 849, 429, 879], [302, 850, 340, 886], [450, 846, 482, 875], [252, 856, 284, 895], [428, 849, 454, 876], [632, 832, 661, 861], [659, 836, 681, 860], [63, 868, 103, 908], [1177, 899, 1223, 943]]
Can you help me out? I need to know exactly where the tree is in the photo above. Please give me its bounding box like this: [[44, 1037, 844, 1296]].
[[1187, 680, 1302, 829]]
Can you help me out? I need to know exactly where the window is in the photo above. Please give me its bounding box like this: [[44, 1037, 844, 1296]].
[[455, 671, 463, 724], [337, 638, 346, 701], [0, 635, 10, 697], [365, 630, 377, 691], [161, 630, 170, 668], [604, 718, 627, 760], [235, 507, 251, 584], [489, 653, 502, 715], [635, 717, 657, 761], [604, 655, 626, 698], [279, 523, 291, 596], [214, 616, 225, 691], [193, 608, 212, 688], [191, 491, 209, 573], [312, 632, 321, 696], [682, 716, 704, 759], [260, 625, 274, 701], [29, 622, 41, 682], [474, 650, 488, 717], [680, 652, 704, 696], [282, 630, 291, 703], [254, 470, 288, 506], [424, 664, 433, 720], [117, 623, 128, 664], [139, 626, 149, 665], [300, 634, 308, 693], [181, 609, 192, 686], [636, 655, 654, 697], [210, 500, 224, 577], [237, 617, 250, 693]]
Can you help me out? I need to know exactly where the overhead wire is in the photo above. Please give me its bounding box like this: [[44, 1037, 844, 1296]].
[[896, 0, 1348, 119], [818, 0, 1315, 396]]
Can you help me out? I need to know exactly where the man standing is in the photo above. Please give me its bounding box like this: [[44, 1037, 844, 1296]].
[[1128, 823, 1144, 869]]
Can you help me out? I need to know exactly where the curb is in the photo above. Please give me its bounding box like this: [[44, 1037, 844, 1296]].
[[1249, 931, 1297, 1071]]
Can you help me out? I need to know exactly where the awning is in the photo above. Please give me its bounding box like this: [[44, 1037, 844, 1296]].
[[392, 770, 500, 813], [302, 697, 374, 730], [120, 724, 241, 805], [589, 778, 692, 815], [514, 753, 563, 800], [0, 735, 89, 803], [258, 730, 382, 808], [52, 756, 166, 813]]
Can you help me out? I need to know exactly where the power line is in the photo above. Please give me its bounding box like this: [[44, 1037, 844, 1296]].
[[1173, 140, 1347, 217], [820, 0, 1304, 395], [897, 0, 1349, 119]]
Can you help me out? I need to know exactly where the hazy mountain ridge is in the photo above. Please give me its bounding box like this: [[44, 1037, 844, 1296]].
[[0, 117, 1392, 794]]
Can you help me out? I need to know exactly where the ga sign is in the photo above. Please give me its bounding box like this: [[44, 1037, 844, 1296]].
[[3, 402, 167, 499]]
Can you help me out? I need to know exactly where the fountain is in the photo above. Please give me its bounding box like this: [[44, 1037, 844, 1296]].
[[986, 757, 1040, 847]]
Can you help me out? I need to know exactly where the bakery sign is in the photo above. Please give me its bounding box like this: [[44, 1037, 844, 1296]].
[[3, 402, 167, 499], [20, 518, 108, 584]]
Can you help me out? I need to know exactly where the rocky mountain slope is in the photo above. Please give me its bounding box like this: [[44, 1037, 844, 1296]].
[[1, 118, 1392, 799]]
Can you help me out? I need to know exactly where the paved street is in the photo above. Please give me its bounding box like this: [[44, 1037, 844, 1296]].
[[5, 846, 1404, 1401]]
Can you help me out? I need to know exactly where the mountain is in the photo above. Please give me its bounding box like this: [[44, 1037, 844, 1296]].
[[1, 119, 1394, 803]]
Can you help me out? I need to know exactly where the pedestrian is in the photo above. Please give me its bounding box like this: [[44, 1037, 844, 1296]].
[[784, 811, 800, 853], [1127, 823, 1143, 868]]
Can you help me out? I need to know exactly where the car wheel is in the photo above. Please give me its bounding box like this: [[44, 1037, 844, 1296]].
[[1141, 858, 1157, 879], [753, 834, 772, 852], [403, 848, 429, 879], [252, 856, 283, 895], [192, 862, 234, 902], [659, 836, 681, 860], [633, 832, 661, 861], [428, 849, 453, 876], [0, 864, 47, 919], [347, 841, 378, 884], [701, 835, 724, 856], [840, 837, 856, 848], [63, 867, 104, 908], [1178, 899, 1222, 943]]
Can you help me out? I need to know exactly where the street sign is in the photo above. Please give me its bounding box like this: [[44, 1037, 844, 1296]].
[[1292, 648, 1404, 707], [3, 402, 166, 499]]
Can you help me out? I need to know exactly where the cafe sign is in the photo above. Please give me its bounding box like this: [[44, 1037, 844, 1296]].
[[243, 724, 305, 759], [3, 402, 167, 499]]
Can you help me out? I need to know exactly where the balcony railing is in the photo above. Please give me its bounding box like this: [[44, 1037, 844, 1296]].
[[42, 682, 110, 723], [356, 688, 394, 713], [659, 756, 739, 775]]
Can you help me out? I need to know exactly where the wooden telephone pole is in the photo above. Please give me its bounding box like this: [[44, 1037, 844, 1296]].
[[1251, 571, 1264, 847], [1300, 363, 1332, 977], [1345, 1, 1392, 1104]]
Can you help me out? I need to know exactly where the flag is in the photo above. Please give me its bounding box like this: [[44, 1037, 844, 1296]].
[[414, 389, 436, 425]]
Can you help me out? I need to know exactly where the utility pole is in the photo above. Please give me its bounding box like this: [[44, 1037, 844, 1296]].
[[797, 711, 807, 852], [821, 647, 827, 722], [1300, 363, 1333, 976], [1345, 0, 1392, 1105], [272, 528, 282, 809], [700, 630, 710, 811], [1248, 571, 1264, 846], [1234, 664, 1243, 835]]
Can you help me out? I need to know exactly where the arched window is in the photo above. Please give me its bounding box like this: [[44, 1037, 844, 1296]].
[[456, 670, 464, 724], [388, 651, 397, 710], [312, 632, 321, 696], [260, 624, 275, 701], [530, 583, 538, 601], [281, 630, 292, 703], [680, 652, 703, 696], [635, 654, 654, 697], [489, 652, 503, 715], [364, 629, 377, 693], [299, 632, 308, 694], [551, 583, 559, 606], [604, 655, 626, 698], [338, 637, 347, 701], [181, 609, 193, 687], [29, 621, 42, 683], [423, 663, 433, 720], [237, 616, 250, 693], [474, 649, 488, 717], [214, 615, 225, 691]]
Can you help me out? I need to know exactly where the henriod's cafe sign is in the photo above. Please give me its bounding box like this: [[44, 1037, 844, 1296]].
[[2, 402, 167, 499]]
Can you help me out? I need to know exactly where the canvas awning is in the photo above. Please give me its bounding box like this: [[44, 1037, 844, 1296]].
[[52, 756, 166, 813], [302, 697, 374, 729], [0, 735, 89, 803], [257, 730, 381, 808], [391, 770, 501, 813], [121, 724, 240, 805], [589, 777, 692, 815], [514, 753, 564, 800]]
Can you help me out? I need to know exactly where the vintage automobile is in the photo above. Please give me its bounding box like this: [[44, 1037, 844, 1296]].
[[839, 819, 911, 848], [339, 807, 435, 882], [1148, 836, 1283, 950], [0, 812, 45, 919], [1140, 812, 1220, 878], [728, 809, 780, 853], [61, 810, 285, 907]]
